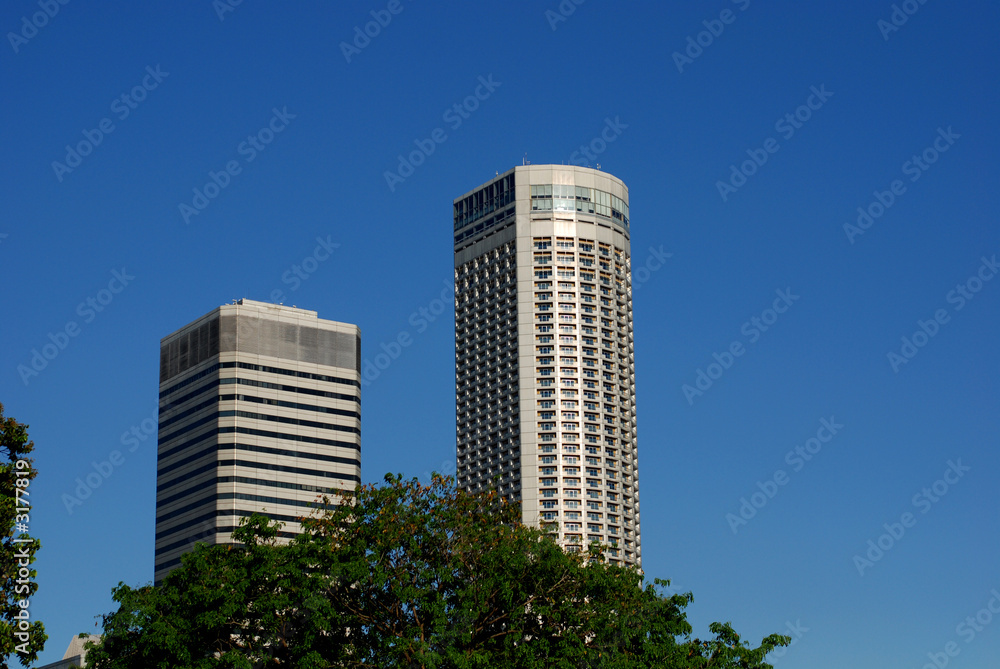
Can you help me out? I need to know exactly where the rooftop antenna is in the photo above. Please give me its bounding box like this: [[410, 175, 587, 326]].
[[523, 153, 530, 166]]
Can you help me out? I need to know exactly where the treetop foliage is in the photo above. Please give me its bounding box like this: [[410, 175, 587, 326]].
[[84, 473, 788, 668], [1, 403, 46, 669]]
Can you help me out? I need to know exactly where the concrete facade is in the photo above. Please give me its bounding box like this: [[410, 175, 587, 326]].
[[36, 635, 99, 669], [154, 299, 361, 583], [454, 165, 641, 567]]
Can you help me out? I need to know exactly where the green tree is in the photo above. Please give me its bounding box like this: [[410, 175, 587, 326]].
[[86, 474, 788, 668], [0, 403, 46, 669], [83, 516, 344, 669]]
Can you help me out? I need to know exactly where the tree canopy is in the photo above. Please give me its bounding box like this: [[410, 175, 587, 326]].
[[84, 474, 788, 668], [1, 403, 46, 669]]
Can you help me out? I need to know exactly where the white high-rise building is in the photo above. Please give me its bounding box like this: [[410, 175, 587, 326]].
[[454, 165, 640, 567], [154, 299, 361, 583]]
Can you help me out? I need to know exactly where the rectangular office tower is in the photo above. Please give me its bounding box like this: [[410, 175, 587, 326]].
[[155, 299, 361, 583], [454, 165, 641, 567]]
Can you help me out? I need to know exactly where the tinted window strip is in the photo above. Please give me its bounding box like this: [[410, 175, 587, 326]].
[[156, 491, 335, 524], [158, 441, 360, 476], [158, 474, 351, 508], [232, 376, 360, 403], [158, 457, 360, 493], [160, 362, 229, 398], [159, 395, 220, 430], [160, 360, 359, 399], [219, 427, 361, 453], [159, 407, 360, 445], [159, 378, 223, 415], [236, 362, 358, 388], [162, 373, 360, 410], [160, 424, 361, 459], [223, 393, 360, 419], [159, 392, 361, 432], [155, 508, 312, 541], [222, 410, 360, 434], [158, 413, 218, 445], [154, 525, 301, 557]]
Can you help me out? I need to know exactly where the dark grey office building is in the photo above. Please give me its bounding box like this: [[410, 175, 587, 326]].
[[154, 299, 361, 582]]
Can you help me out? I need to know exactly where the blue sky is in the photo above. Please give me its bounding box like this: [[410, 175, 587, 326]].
[[2, 1, 998, 666]]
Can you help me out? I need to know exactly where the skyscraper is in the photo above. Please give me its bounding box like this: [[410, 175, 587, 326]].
[[155, 299, 361, 583], [454, 165, 640, 567]]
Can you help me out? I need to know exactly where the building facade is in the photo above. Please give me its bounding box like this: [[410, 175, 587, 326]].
[[155, 299, 361, 583], [454, 165, 640, 567], [36, 636, 99, 669]]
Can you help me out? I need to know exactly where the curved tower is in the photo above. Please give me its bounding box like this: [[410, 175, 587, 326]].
[[454, 165, 640, 567]]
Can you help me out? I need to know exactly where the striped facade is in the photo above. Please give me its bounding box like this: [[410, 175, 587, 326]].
[[154, 299, 360, 583]]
